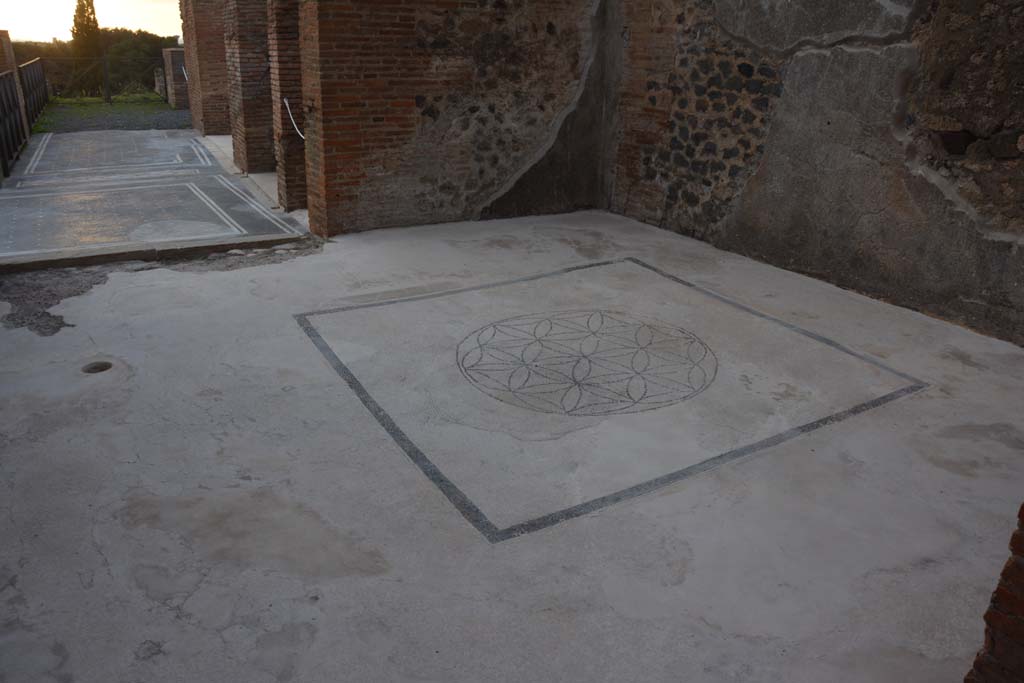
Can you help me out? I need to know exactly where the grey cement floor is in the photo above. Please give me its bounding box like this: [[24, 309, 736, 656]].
[[0, 130, 302, 259], [1, 211, 1022, 682]]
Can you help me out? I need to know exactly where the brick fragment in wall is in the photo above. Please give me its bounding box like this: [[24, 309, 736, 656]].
[[180, 0, 230, 135], [610, 0, 783, 235], [225, 0, 275, 173], [966, 504, 1024, 682], [268, 0, 305, 211], [298, 0, 596, 237]]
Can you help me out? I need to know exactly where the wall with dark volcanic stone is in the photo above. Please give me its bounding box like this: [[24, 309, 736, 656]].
[[201, 0, 1022, 343], [608, 0, 1023, 345], [611, 0, 783, 234], [299, 0, 606, 238]]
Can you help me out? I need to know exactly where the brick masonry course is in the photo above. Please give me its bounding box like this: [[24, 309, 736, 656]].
[[180, 0, 231, 135], [224, 0, 275, 173], [268, 0, 306, 211], [163, 48, 190, 111], [297, 0, 598, 237]]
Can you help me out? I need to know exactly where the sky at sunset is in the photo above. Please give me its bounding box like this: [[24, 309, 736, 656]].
[[7, 0, 183, 41]]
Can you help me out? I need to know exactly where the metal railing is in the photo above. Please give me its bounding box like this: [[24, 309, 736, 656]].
[[19, 58, 49, 125], [0, 59, 49, 178], [0, 70, 28, 178]]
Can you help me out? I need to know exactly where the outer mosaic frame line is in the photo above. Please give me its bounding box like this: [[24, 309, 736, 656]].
[[296, 258, 929, 543]]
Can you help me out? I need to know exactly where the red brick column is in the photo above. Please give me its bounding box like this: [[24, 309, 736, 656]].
[[162, 48, 190, 110], [224, 0, 275, 173], [180, 0, 231, 135], [298, 1, 422, 237], [967, 504, 1024, 681], [268, 0, 306, 210]]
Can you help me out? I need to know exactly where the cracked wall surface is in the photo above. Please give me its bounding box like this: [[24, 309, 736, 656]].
[[608, 0, 1023, 345]]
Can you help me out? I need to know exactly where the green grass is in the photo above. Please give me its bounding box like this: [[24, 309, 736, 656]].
[[32, 92, 185, 133]]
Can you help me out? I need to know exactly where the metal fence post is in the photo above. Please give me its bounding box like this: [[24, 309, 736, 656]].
[[103, 55, 111, 104]]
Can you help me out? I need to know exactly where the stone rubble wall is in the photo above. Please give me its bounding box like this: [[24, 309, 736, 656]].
[[610, 0, 1023, 345]]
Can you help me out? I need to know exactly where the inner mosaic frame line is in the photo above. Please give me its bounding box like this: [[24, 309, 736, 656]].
[[296, 258, 930, 544]]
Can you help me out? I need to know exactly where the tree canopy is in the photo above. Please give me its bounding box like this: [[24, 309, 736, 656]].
[[71, 0, 102, 59]]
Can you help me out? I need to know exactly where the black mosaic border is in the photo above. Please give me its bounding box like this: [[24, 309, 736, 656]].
[[296, 257, 928, 543]]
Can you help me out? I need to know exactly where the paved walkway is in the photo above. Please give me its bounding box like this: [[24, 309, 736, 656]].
[[0, 130, 303, 261]]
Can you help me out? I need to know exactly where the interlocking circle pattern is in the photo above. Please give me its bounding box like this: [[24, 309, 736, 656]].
[[456, 311, 717, 416]]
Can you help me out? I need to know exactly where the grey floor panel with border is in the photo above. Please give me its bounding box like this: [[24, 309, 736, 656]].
[[1, 129, 302, 259]]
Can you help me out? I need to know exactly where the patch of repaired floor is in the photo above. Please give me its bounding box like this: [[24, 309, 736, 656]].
[[0, 130, 302, 260]]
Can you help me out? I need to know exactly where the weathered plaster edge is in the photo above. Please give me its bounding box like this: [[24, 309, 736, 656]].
[[711, 0, 933, 58], [472, 0, 607, 219]]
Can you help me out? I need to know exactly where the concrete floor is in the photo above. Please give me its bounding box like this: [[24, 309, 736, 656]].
[[0, 130, 302, 260], [1, 211, 1022, 681]]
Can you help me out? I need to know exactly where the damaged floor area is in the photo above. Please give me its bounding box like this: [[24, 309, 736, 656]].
[[1, 212, 1022, 682]]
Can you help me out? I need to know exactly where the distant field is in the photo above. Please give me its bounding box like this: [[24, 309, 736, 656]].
[[33, 93, 192, 133]]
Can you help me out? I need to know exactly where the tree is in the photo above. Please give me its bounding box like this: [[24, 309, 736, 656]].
[[105, 30, 179, 93], [71, 0, 101, 54], [70, 0, 102, 94]]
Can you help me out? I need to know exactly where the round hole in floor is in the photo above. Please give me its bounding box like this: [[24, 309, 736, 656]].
[[81, 361, 113, 375]]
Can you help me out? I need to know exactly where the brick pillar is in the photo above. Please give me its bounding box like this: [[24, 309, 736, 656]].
[[268, 0, 306, 210], [162, 48, 190, 110], [299, 2, 422, 237], [0, 31, 30, 139], [967, 503, 1024, 681], [224, 0, 275, 173], [180, 0, 231, 135]]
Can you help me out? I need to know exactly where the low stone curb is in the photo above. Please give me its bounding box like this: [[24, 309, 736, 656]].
[[0, 233, 309, 274]]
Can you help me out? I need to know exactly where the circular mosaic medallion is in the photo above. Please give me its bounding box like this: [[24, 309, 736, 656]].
[[457, 311, 717, 416]]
